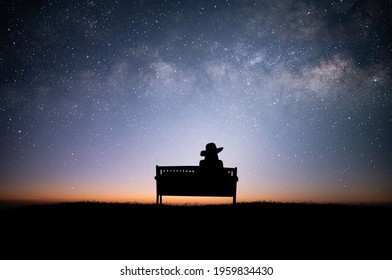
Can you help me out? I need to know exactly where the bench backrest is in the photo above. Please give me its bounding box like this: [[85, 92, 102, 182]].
[[156, 165, 237, 177]]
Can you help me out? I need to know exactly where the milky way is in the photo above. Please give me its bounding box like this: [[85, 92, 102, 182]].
[[1, 0, 391, 204]]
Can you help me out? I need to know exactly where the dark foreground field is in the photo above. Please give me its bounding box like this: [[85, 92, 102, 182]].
[[0, 201, 390, 260]]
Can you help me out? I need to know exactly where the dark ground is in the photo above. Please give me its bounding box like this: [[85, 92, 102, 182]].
[[0, 201, 390, 260]]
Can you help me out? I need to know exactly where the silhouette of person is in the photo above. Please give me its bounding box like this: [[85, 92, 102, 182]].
[[199, 142, 224, 169]]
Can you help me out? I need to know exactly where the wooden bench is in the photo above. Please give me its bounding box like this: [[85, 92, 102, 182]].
[[155, 165, 238, 204]]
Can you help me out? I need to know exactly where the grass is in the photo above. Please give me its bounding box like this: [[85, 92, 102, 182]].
[[0, 201, 390, 260]]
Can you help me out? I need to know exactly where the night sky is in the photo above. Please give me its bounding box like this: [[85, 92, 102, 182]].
[[1, 0, 391, 204]]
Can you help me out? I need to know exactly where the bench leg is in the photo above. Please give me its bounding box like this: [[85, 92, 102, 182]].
[[156, 193, 159, 204], [233, 195, 236, 205], [159, 195, 162, 205]]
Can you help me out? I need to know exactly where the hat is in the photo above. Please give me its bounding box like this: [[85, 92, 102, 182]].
[[200, 142, 223, 157]]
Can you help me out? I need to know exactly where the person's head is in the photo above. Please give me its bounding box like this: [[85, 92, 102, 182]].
[[200, 143, 223, 159]]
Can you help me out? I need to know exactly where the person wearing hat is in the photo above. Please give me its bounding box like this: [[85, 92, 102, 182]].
[[199, 142, 224, 169]]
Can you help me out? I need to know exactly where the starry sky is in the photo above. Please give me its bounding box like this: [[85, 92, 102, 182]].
[[1, 0, 391, 204]]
